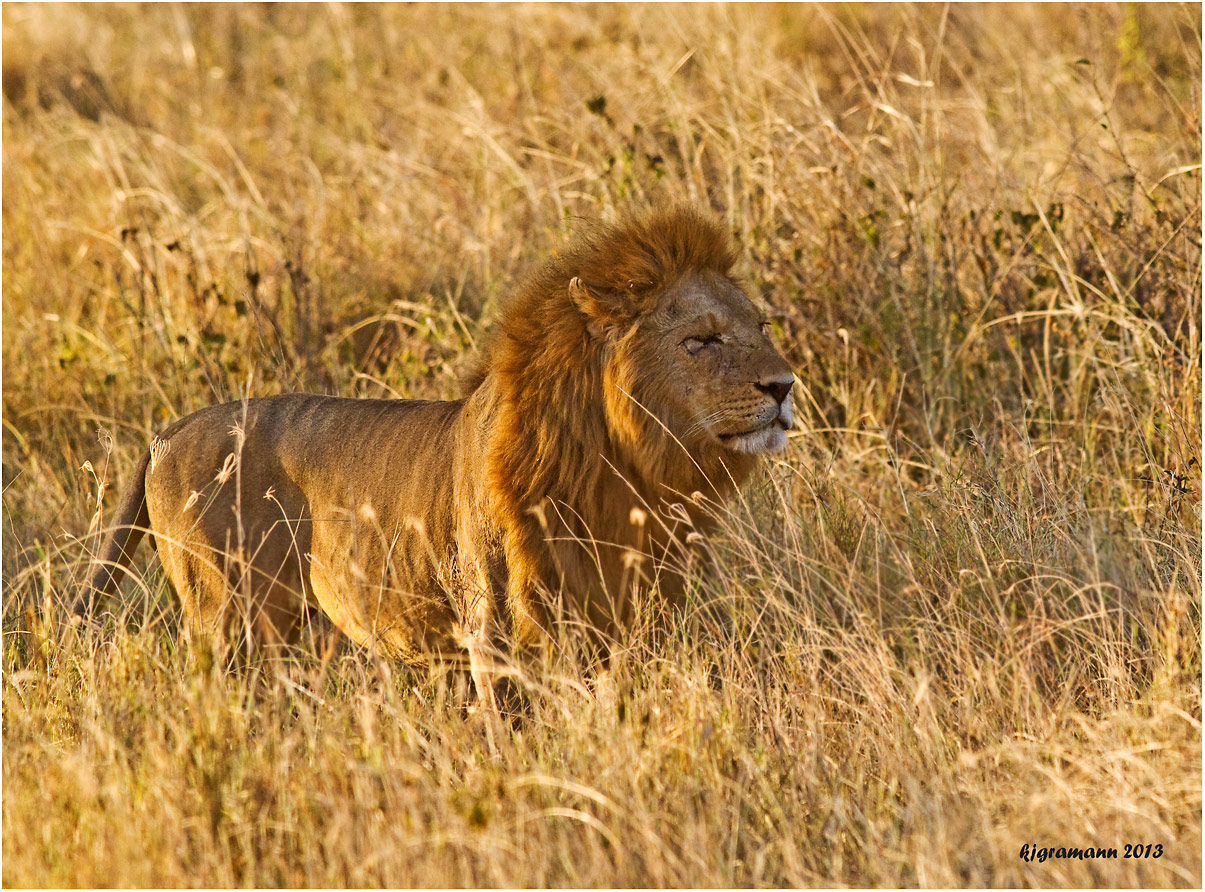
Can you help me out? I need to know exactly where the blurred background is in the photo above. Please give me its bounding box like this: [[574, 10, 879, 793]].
[[3, 4, 1200, 887]]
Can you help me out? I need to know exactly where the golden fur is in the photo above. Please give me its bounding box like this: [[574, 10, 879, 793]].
[[85, 205, 794, 698]]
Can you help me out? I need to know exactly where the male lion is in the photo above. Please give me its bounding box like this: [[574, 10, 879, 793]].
[[85, 205, 794, 704]]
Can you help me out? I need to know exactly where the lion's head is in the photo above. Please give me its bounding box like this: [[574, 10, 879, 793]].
[[587, 266, 794, 470], [480, 205, 793, 472], [474, 205, 794, 630]]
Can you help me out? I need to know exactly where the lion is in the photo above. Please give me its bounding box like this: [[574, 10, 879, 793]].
[[84, 205, 794, 706]]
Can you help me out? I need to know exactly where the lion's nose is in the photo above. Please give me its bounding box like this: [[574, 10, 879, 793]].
[[757, 376, 793, 406]]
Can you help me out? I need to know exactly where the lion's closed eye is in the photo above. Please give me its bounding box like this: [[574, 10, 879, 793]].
[[683, 334, 723, 354]]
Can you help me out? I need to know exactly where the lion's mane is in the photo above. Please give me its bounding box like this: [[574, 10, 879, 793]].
[[474, 206, 745, 638]]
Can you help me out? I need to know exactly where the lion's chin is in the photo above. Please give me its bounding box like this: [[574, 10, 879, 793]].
[[720, 423, 789, 455]]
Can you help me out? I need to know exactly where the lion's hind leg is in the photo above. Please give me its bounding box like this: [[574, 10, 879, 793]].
[[152, 531, 240, 665], [149, 485, 314, 665]]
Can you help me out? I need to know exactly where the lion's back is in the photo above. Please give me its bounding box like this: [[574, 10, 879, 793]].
[[144, 393, 464, 512]]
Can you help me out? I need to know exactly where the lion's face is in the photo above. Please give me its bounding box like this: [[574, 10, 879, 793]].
[[615, 270, 794, 460]]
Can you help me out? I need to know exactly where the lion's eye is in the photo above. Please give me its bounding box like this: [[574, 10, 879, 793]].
[[683, 334, 722, 354]]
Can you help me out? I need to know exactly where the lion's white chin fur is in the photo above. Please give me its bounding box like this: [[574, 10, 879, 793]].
[[725, 424, 789, 455]]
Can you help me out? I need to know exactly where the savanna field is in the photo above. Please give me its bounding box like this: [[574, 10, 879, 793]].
[[2, 4, 1201, 887]]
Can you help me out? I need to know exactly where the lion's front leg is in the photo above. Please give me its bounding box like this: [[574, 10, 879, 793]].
[[457, 585, 504, 752]]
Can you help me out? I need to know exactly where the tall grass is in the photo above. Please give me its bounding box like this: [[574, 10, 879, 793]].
[[3, 3, 1200, 887]]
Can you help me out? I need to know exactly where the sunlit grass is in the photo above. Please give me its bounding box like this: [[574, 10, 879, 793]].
[[3, 3, 1200, 887]]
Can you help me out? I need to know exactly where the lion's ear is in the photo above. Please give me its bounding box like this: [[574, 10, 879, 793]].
[[568, 277, 629, 340]]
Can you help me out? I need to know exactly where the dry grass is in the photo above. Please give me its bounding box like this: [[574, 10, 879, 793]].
[[3, 3, 1201, 887]]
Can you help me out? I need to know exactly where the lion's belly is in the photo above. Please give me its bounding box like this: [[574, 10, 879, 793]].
[[304, 510, 463, 662]]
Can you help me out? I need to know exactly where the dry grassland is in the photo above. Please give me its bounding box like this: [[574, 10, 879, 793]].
[[2, 3, 1201, 887]]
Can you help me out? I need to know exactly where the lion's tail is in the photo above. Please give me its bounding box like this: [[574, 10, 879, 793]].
[[76, 449, 152, 618]]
